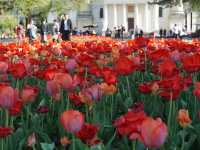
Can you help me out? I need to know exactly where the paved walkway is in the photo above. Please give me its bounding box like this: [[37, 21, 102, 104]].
[[0, 38, 16, 43]]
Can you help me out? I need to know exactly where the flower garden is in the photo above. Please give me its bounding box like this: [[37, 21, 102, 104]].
[[0, 36, 200, 150]]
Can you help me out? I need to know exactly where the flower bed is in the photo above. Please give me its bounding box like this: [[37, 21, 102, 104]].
[[0, 36, 200, 150]]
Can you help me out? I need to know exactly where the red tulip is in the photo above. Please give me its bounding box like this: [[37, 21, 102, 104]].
[[193, 82, 200, 99], [140, 117, 168, 148], [60, 110, 84, 133], [181, 53, 200, 73], [114, 111, 147, 136], [69, 92, 83, 106], [9, 101, 23, 116], [21, 85, 39, 103], [101, 67, 117, 85], [115, 56, 135, 76], [76, 123, 100, 146], [36, 106, 49, 114], [0, 84, 18, 109], [158, 59, 178, 78], [0, 126, 13, 138], [9, 63, 27, 79], [148, 49, 169, 63]]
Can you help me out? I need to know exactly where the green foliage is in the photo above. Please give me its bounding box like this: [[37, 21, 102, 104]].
[[150, 0, 200, 10], [40, 143, 55, 150], [0, 14, 17, 32], [52, 0, 90, 14], [14, 0, 51, 18]]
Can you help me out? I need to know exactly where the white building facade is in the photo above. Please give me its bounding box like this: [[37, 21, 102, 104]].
[[48, 0, 200, 34]]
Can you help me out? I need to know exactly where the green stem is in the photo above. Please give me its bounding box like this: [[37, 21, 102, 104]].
[[5, 110, 9, 127], [110, 95, 114, 120], [85, 105, 89, 122], [1, 139, 3, 150], [181, 134, 185, 150], [72, 135, 76, 150], [126, 76, 132, 98], [132, 141, 136, 150], [167, 92, 173, 136], [16, 79, 20, 89], [5, 110, 9, 150]]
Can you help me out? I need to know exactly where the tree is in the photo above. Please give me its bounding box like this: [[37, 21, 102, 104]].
[[149, 0, 200, 10], [0, 14, 18, 34], [52, 0, 90, 14], [0, 0, 16, 14], [14, 0, 51, 20]]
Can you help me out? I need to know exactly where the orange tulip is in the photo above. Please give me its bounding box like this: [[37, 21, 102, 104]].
[[177, 109, 192, 128], [60, 136, 70, 146], [100, 83, 117, 95]]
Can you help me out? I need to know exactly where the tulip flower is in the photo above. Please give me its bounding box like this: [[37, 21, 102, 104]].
[[177, 109, 192, 128], [0, 84, 18, 109], [21, 85, 39, 104], [60, 110, 84, 133], [0, 126, 13, 138], [140, 117, 168, 149]]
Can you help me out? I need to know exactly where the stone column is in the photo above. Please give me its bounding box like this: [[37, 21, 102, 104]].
[[103, 4, 108, 32], [113, 4, 117, 28], [123, 4, 128, 32], [154, 4, 159, 31], [135, 4, 139, 27], [145, 3, 149, 32]]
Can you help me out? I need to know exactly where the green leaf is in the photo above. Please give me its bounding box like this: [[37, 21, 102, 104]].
[[40, 143, 55, 150], [90, 144, 106, 150]]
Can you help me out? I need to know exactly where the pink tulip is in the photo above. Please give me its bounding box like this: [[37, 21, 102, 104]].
[[46, 80, 61, 101], [0, 84, 18, 109], [0, 61, 8, 74], [140, 117, 168, 148], [21, 85, 39, 103], [86, 84, 102, 101], [54, 73, 73, 91], [60, 110, 84, 133], [65, 58, 77, 71]]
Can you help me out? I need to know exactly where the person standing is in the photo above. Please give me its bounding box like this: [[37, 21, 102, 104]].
[[159, 28, 163, 38], [27, 19, 33, 43], [52, 19, 60, 42], [60, 14, 72, 41], [41, 20, 48, 43], [172, 24, 179, 38], [135, 25, 139, 38], [27, 19, 37, 42], [15, 21, 25, 44], [121, 25, 125, 40]]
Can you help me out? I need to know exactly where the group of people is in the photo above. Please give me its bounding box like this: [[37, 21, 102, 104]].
[[105, 25, 126, 39], [159, 24, 188, 38], [15, 14, 73, 44], [105, 25, 144, 40]]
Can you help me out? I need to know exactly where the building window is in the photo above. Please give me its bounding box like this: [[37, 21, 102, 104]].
[[100, 8, 103, 18], [159, 7, 163, 18]]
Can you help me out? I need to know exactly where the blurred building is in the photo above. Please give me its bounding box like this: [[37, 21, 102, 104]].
[[47, 0, 200, 34]]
